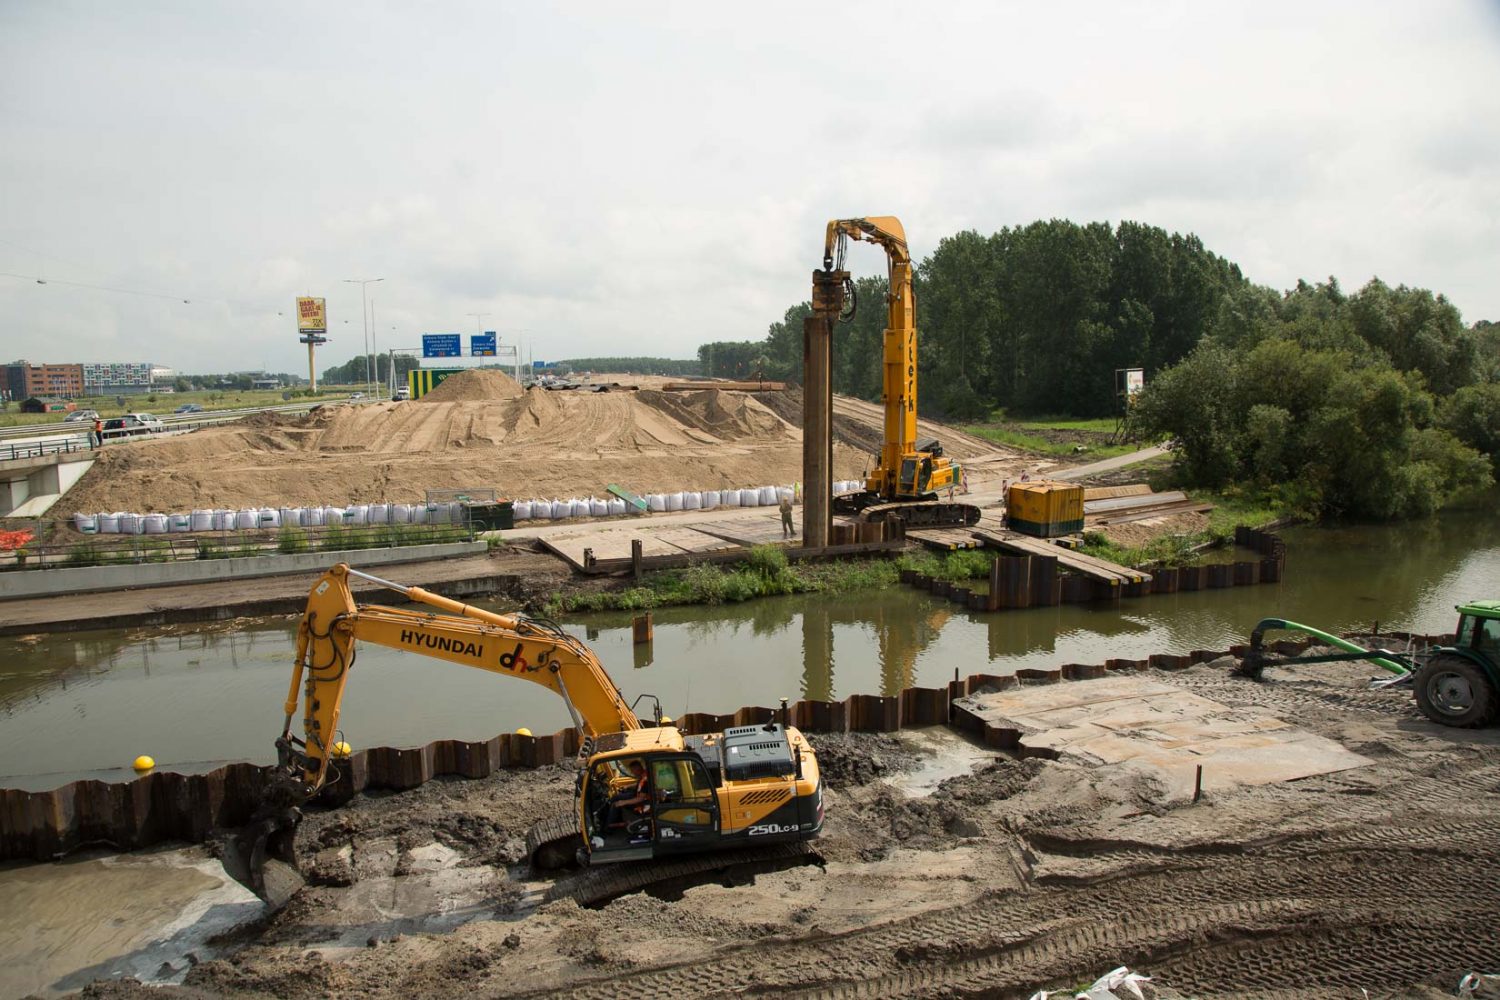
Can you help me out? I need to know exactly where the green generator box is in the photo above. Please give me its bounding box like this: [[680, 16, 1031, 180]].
[[462, 501, 514, 531]]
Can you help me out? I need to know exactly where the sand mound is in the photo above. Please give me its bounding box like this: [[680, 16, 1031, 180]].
[[420, 368, 524, 402], [59, 386, 1014, 513]]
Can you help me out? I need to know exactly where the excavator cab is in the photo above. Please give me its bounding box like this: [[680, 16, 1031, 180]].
[[580, 750, 722, 864]]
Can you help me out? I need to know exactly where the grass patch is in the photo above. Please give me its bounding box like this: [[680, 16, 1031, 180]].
[[963, 424, 1138, 460], [542, 546, 996, 616], [1014, 415, 1120, 433], [1075, 486, 1293, 568]]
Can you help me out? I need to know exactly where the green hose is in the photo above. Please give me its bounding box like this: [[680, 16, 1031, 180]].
[[1256, 618, 1411, 676]]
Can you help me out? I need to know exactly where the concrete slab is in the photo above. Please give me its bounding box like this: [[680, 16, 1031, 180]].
[[955, 675, 1371, 799]]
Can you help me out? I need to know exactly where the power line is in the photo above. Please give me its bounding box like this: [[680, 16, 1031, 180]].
[[0, 272, 191, 303]]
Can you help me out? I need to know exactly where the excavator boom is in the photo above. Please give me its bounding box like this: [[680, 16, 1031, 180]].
[[282, 564, 639, 794], [228, 563, 647, 906]]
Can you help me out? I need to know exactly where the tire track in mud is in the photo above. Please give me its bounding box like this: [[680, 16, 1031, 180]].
[[522, 818, 1500, 1000]]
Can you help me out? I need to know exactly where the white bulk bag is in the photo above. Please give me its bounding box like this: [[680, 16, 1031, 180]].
[[608, 498, 627, 516], [704, 490, 720, 509], [777, 488, 793, 503], [346, 504, 369, 525], [169, 514, 192, 533], [259, 508, 282, 529], [278, 507, 301, 527], [302, 506, 325, 527], [514, 501, 534, 521], [143, 513, 169, 534], [683, 491, 701, 510], [368, 503, 389, 524], [118, 513, 141, 534], [425, 503, 449, 524], [73, 512, 98, 534], [741, 489, 759, 507], [190, 509, 214, 531], [322, 507, 345, 526], [590, 497, 609, 517], [759, 486, 778, 505], [647, 493, 667, 513], [666, 492, 684, 512], [97, 512, 120, 533], [547, 499, 567, 519], [232, 509, 256, 530], [411, 504, 429, 524]]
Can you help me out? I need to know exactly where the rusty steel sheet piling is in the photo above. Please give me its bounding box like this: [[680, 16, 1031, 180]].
[[3, 637, 1284, 863]]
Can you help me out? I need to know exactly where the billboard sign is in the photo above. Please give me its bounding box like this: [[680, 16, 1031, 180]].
[[471, 332, 497, 357], [422, 333, 462, 358], [1115, 367, 1145, 397], [296, 297, 327, 334]]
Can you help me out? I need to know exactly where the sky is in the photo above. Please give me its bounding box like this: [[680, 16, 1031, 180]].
[[2, 1, 1498, 376]]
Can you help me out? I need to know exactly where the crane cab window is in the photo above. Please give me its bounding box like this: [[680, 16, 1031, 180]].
[[899, 458, 917, 492]]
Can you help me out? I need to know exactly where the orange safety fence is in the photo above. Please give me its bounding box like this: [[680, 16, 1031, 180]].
[[0, 529, 35, 551]]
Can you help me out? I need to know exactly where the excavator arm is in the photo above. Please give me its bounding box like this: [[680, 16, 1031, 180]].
[[228, 563, 643, 906], [279, 563, 641, 793]]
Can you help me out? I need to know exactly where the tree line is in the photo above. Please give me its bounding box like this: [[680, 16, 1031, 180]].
[[320, 353, 423, 386], [701, 218, 1497, 519]]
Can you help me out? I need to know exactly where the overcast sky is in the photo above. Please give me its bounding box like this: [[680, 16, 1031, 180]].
[[2, 1, 1498, 375]]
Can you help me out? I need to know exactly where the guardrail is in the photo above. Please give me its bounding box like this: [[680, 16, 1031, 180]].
[[0, 398, 368, 442], [0, 520, 477, 572]]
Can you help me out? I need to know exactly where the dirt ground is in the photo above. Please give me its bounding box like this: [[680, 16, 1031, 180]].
[[56, 376, 1019, 516], [74, 658, 1500, 999]]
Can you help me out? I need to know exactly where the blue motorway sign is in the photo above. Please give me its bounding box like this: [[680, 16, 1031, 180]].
[[471, 332, 497, 357], [422, 333, 462, 358]]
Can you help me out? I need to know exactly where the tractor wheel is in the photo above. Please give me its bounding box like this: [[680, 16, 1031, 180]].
[[1413, 655, 1498, 728]]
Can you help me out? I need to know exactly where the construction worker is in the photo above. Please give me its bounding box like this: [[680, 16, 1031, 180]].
[[90, 417, 103, 449], [779, 492, 795, 538]]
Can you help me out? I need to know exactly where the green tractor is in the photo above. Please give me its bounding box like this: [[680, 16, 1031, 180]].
[[1239, 600, 1500, 728]]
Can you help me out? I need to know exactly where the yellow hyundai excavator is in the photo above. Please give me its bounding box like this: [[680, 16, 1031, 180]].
[[813, 216, 979, 528], [229, 563, 824, 907]]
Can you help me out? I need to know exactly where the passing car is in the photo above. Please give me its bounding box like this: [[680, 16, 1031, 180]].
[[393, 387, 411, 401], [174, 403, 204, 414], [64, 409, 99, 423], [350, 392, 366, 401], [103, 413, 165, 438]]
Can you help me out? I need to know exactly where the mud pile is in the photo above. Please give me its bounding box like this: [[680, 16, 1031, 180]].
[[74, 660, 1500, 1000]]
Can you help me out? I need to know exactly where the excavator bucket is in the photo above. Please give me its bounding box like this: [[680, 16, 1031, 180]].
[[218, 806, 306, 911]]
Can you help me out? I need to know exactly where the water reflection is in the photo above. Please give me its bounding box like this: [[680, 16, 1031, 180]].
[[1, 497, 1496, 788]]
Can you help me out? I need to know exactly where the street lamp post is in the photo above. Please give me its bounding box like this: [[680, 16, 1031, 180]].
[[343, 277, 384, 396]]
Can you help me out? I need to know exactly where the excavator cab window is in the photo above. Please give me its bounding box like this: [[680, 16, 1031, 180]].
[[651, 755, 719, 851]]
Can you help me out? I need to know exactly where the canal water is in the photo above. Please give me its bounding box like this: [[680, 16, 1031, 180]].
[[3, 499, 1497, 791]]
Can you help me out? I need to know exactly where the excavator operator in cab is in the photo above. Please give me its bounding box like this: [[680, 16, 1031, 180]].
[[606, 759, 651, 831]]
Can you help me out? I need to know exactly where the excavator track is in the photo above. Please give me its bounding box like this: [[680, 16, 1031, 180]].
[[525, 811, 583, 871], [855, 500, 981, 529], [545, 841, 824, 908]]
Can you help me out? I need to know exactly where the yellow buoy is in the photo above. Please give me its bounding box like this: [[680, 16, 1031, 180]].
[[132, 755, 155, 772], [516, 727, 533, 738], [331, 741, 353, 758], [660, 716, 674, 725]]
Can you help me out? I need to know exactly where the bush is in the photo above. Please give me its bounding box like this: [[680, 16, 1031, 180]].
[[278, 527, 309, 553]]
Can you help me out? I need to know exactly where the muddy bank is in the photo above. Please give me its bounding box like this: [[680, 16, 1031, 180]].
[[66, 657, 1500, 1000]]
